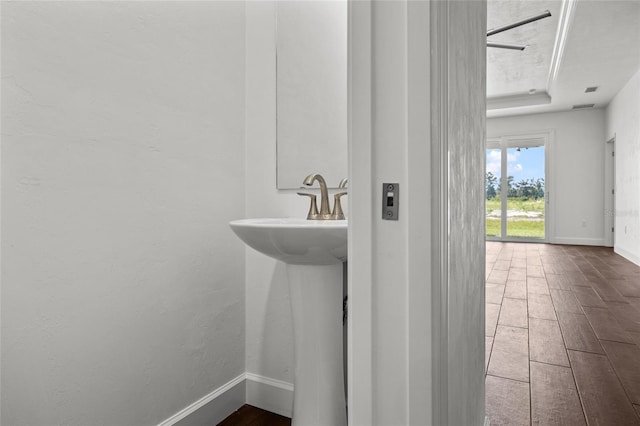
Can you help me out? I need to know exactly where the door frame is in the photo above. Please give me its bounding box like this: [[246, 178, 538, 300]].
[[604, 136, 616, 247], [348, 0, 487, 423], [486, 131, 552, 243]]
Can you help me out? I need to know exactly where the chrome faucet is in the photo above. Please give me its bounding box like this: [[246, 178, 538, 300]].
[[297, 173, 347, 220]]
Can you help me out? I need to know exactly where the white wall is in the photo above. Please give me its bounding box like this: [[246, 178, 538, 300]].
[[487, 109, 607, 246], [606, 68, 640, 265], [1, 3, 246, 425], [244, 0, 296, 392], [244, 1, 343, 414]]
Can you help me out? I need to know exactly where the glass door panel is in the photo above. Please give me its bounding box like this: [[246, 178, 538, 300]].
[[486, 148, 501, 238], [505, 145, 545, 239], [486, 136, 547, 242]]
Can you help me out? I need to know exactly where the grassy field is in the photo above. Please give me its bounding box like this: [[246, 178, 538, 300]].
[[486, 197, 545, 214], [486, 197, 545, 238], [486, 219, 544, 238]]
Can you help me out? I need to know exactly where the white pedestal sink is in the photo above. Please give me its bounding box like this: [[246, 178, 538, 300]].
[[229, 218, 347, 426]]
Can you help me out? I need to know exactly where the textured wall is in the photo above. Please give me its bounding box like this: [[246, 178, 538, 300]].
[[445, 1, 487, 425], [1, 2, 246, 424], [606, 68, 640, 265], [244, 1, 296, 390]]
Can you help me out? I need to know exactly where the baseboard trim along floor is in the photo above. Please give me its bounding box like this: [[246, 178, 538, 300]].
[[158, 372, 294, 426]]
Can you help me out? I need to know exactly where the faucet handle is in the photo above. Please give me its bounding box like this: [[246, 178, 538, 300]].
[[297, 192, 319, 220], [331, 192, 348, 220], [339, 178, 349, 189]]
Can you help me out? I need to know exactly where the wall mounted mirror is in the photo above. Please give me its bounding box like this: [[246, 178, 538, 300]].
[[276, 0, 348, 189]]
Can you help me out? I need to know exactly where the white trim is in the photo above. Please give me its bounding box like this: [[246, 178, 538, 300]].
[[157, 373, 245, 426], [604, 136, 615, 247], [245, 372, 294, 392], [487, 237, 546, 244], [487, 91, 551, 111], [430, 1, 450, 423], [547, 0, 577, 92], [552, 237, 605, 246], [614, 246, 640, 267], [407, 1, 432, 424], [347, 0, 374, 424], [487, 130, 554, 142], [245, 373, 294, 418], [546, 130, 556, 245], [157, 372, 296, 426]]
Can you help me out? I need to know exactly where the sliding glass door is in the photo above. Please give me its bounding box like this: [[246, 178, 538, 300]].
[[486, 134, 547, 241]]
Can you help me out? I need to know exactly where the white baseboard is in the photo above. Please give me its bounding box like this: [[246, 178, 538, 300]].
[[158, 373, 245, 426], [614, 245, 640, 267], [157, 372, 293, 426], [245, 372, 294, 418], [551, 237, 605, 246]]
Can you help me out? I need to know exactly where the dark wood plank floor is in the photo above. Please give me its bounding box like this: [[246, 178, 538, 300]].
[[486, 242, 640, 426], [219, 243, 640, 425], [218, 405, 291, 426]]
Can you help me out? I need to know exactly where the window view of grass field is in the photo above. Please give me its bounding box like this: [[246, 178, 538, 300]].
[[486, 197, 545, 238], [486, 145, 545, 239]]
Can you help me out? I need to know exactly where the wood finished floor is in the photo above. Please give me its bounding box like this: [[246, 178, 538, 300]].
[[217, 405, 291, 426], [219, 243, 640, 425], [486, 242, 640, 426]]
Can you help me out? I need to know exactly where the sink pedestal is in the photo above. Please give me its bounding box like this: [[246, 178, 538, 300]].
[[228, 218, 347, 425], [286, 263, 346, 426]]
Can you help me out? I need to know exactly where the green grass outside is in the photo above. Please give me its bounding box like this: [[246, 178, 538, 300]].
[[486, 197, 545, 238], [486, 197, 545, 214], [486, 219, 501, 237], [486, 219, 545, 238]]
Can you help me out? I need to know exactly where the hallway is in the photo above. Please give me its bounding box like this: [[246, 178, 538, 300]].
[[485, 242, 640, 425]]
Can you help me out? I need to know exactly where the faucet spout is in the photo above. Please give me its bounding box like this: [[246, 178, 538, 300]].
[[303, 173, 332, 219]]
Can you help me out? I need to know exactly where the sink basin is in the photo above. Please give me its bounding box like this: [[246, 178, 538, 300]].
[[229, 218, 347, 265]]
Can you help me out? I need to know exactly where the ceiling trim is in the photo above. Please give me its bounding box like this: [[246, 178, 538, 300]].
[[487, 90, 552, 110], [547, 0, 578, 93]]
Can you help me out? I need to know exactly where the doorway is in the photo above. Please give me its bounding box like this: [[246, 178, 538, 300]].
[[605, 136, 616, 247], [486, 134, 548, 242]]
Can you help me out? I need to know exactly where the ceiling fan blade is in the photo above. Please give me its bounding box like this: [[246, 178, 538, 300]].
[[487, 42, 526, 51], [487, 10, 552, 37]]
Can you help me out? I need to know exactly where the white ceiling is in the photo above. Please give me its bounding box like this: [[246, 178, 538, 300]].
[[487, 0, 640, 118]]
